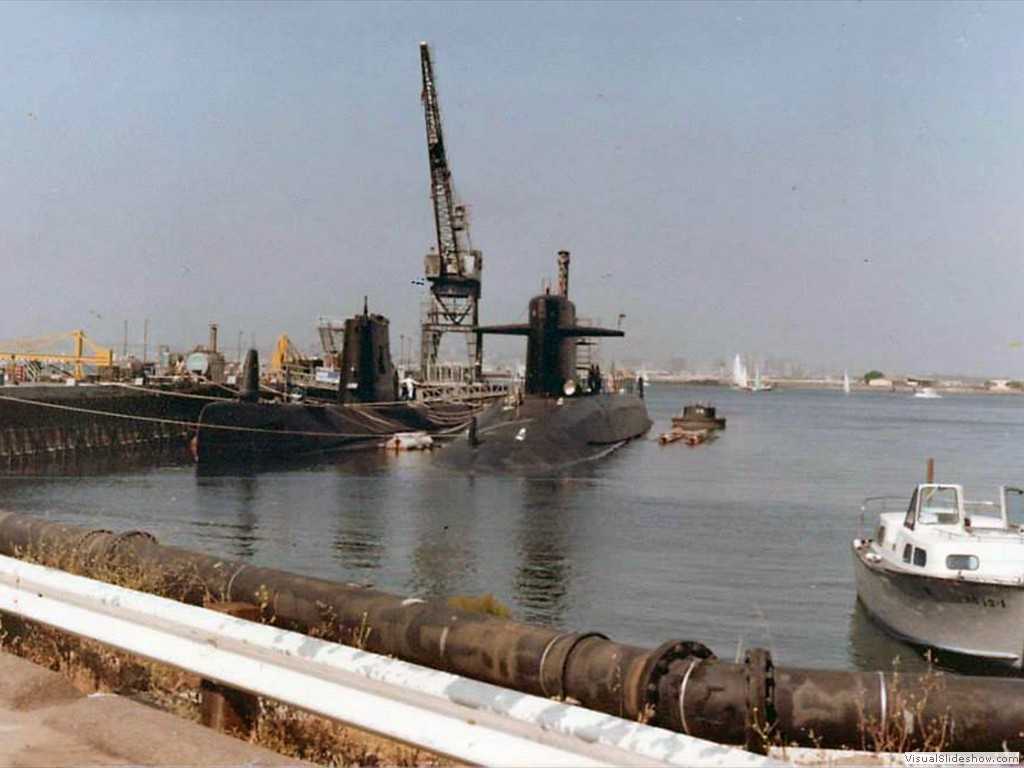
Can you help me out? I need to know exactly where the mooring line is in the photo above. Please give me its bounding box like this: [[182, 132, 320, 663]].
[[0, 392, 471, 440]]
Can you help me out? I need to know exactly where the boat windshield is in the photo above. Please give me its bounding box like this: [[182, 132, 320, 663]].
[[1004, 487, 1024, 528], [917, 485, 961, 525]]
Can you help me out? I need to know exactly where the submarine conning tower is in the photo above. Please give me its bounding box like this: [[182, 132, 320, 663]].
[[238, 348, 260, 403], [476, 251, 624, 398], [338, 297, 398, 404]]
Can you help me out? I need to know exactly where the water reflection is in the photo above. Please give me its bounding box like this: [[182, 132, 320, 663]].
[[230, 476, 259, 559], [407, 474, 478, 598], [0, 447, 189, 479], [515, 479, 576, 626], [193, 472, 261, 560], [847, 600, 930, 674], [329, 459, 390, 579], [847, 600, 1022, 677]]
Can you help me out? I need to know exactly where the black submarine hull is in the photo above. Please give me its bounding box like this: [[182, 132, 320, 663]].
[[194, 400, 473, 467], [438, 393, 651, 473]]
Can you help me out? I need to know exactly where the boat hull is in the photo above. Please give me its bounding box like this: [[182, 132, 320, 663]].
[[852, 542, 1024, 666]]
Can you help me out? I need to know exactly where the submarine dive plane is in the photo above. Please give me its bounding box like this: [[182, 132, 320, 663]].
[[439, 251, 652, 473]]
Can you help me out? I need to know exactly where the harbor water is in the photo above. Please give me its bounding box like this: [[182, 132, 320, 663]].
[[2, 383, 1023, 674]]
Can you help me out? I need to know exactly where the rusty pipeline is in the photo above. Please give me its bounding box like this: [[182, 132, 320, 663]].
[[1, 510, 1023, 752]]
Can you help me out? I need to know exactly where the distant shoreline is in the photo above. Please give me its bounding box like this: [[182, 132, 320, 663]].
[[647, 376, 1023, 396]]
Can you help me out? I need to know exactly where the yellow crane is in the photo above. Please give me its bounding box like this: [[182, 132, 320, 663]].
[[269, 333, 302, 374], [0, 330, 114, 380]]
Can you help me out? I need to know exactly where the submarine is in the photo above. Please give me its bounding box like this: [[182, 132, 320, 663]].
[[192, 303, 475, 468], [439, 251, 652, 473]]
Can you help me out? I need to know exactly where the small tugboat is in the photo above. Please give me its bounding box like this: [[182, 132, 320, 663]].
[[671, 403, 726, 431], [852, 481, 1024, 667]]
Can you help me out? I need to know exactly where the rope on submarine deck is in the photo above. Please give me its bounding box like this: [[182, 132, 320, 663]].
[[0, 392, 479, 440]]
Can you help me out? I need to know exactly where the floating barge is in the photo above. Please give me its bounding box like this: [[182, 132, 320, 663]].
[[658, 426, 713, 446], [0, 381, 228, 470]]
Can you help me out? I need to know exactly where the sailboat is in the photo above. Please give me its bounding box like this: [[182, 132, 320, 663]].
[[731, 354, 749, 390], [842, 371, 851, 395], [747, 365, 773, 393]]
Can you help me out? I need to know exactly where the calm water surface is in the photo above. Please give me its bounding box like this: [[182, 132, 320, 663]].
[[2, 384, 1023, 673]]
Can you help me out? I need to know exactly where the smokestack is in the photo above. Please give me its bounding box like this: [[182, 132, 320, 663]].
[[557, 250, 570, 297], [209, 324, 218, 353]]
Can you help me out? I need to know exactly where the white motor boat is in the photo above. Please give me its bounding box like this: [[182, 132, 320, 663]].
[[913, 386, 941, 399], [852, 482, 1024, 667]]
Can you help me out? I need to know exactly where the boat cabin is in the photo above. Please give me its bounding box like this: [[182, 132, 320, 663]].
[[870, 483, 1024, 582], [899, 484, 1024, 532]]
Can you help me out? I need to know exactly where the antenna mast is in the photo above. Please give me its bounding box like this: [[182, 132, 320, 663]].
[[419, 42, 482, 382]]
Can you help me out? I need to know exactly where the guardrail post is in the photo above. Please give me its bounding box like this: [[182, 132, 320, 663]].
[[200, 602, 260, 736]]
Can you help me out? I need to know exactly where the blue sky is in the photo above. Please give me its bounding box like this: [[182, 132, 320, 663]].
[[2, 1, 1023, 377]]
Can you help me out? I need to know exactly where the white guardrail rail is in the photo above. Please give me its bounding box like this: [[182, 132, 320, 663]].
[[0, 553, 776, 767]]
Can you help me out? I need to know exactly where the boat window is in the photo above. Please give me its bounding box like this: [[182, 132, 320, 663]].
[[875, 524, 886, 544], [946, 554, 979, 571], [902, 543, 912, 563], [917, 486, 960, 525], [913, 547, 927, 567]]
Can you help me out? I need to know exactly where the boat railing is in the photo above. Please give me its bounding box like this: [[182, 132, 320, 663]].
[[417, 379, 510, 405], [858, 495, 907, 536]]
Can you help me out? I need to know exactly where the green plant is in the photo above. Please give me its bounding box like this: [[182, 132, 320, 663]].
[[445, 592, 512, 618]]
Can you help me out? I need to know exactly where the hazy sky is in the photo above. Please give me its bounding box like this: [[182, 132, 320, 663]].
[[2, 1, 1023, 377]]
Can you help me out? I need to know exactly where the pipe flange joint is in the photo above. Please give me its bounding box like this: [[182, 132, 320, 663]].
[[72, 529, 115, 564], [105, 530, 159, 568], [109, 529, 158, 552], [641, 639, 713, 727], [743, 647, 776, 755], [538, 631, 609, 700]]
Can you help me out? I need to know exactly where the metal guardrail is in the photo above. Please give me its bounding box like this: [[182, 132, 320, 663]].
[[0, 554, 772, 768]]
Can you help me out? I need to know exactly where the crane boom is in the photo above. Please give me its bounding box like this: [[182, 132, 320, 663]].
[[420, 43, 459, 279], [418, 42, 483, 381]]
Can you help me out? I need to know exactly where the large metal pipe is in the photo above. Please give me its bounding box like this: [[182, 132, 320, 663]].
[[0, 511, 674, 721], [671, 655, 1024, 752], [0, 511, 1022, 752]]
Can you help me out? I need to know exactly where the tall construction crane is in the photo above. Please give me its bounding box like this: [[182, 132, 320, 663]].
[[419, 42, 483, 382]]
